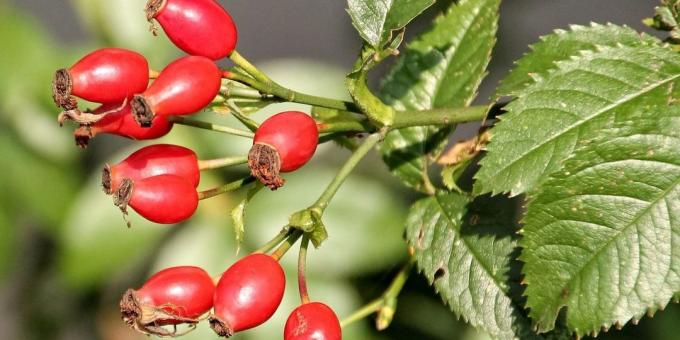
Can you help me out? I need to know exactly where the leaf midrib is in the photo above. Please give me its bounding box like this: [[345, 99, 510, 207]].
[[489, 70, 680, 194]]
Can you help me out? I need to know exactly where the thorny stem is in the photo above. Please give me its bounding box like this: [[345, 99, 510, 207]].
[[197, 177, 255, 200], [169, 116, 254, 138], [197, 156, 248, 171], [311, 131, 385, 214], [270, 229, 303, 261], [298, 235, 311, 304], [340, 257, 415, 328], [254, 227, 293, 254]]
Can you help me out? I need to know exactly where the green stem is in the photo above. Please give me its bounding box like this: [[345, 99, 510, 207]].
[[270, 229, 303, 261], [229, 50, 272, 84], [254, 227, 293, 254], [169, 116, 255, 138], [391, 106, 489, 129], [298, 235, 311, 304], [313, 105, 489, 134], [340, 257, 415, 328], [226, 52, 357, 112], [197, 156, 248, 171], [197, 177, 255, 200], [317, 118, 374, 134], [340, 299, 384, 328], [225, 100, 260, 132], [311, 131, 384, 213]]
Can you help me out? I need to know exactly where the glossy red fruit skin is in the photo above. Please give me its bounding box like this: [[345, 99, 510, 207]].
[[284, 302, 342, 340], [147, 0, 238, 60], [210, 254, 286, 337], [137, 266, 215, 321], [254, 111, 319, 172], [74, 103, 173, 147], [124, 174, 198, 224], [54, 48, 149, 108], [132, 56, 221, 126], [104, 144, 199, 194]]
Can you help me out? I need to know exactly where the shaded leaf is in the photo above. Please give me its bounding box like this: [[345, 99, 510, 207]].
[[475, 44, 677, 196], [405, 192, 538, 339], [379, 0, 500, 192]]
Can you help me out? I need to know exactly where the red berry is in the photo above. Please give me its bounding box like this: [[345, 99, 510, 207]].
[[52, 48, 149, 110], [210, 254, 286, 337], [114, 174, 198, 224], [284, 302, 342, 340], [145, 0, 238, 60], [73, 103, 173, 147], [103, 144, 200, 195], [120, 266, 215, 336], [132, 56, 221, 127], [248, 111, 319, 190]]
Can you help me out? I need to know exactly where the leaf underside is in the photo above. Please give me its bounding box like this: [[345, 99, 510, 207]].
[[346, 0, 435, 49], [405, 192, 540, 339], [515, 44, 680, 336], [379, 0, 500, 193]]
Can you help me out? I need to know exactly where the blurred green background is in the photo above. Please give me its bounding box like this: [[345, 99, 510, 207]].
[[0, 0, 678, 339]]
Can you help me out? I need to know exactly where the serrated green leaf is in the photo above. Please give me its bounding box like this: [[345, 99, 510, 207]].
[[346, 0, 434, 49], [497, 23, 658, 96], [475, 44, 680, 196], [379, 0, 500, 192], [520, 103, 680, 336], [405, 192, 538, 339]]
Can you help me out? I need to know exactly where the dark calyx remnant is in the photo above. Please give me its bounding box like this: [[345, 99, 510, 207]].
[[208, 315, 234, 338], [120, 288, 199, 337], [73, 126, 93, 148], [101, 164, 113, 194], [248, 143, 285, 190], [144, 0, 166, 21], [52, 69, 78, 110], [131, 94, 155, 128], [120, 289, 143, 329]]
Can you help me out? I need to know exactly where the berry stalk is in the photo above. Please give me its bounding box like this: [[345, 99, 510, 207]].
[[169, 116, 254, 138], [270, 229, 304, 261], [226, 51, 358, 112], [311, 130, 384, 213], [197, 176, 255, 200], [197, 156, 248, 170], [254, 227, 294, 254], [340, 256, 415, 329], [297, 234, 311, 304]]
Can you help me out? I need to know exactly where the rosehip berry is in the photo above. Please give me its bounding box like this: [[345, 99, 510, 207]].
[[103, 144, 200, 195], [210, 254, 286, 337], [249, 111, 319, 190], [52, 48, 149, 110], [284, 302, 342, 340], [132, 56, 221, 127], [73, 103, 173, 147], [145, 0, 238, 60], [114, 174, 198, 224], [120, 266, 215, 336]]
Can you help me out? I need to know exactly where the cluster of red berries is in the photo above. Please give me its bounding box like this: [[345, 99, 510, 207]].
[[52, 0, 338, 338], [122, 254, 341, 339]]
